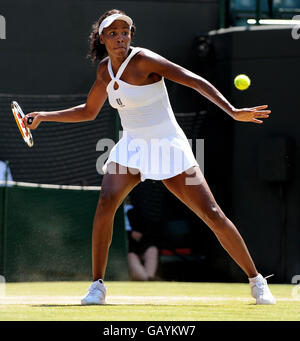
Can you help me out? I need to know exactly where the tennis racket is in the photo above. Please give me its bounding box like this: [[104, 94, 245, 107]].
[[11, 101, 34, 148]]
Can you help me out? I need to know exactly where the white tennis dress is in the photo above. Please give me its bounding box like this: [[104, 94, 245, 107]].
[[102, 46, 199, 182]]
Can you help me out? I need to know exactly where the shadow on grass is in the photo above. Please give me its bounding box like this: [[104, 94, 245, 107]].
[[31, 304, 225, 308]]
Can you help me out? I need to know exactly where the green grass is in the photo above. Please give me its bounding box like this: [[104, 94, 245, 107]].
[[0, 281, 299, 321]]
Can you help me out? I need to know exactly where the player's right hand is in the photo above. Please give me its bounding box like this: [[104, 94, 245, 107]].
[[23, 112, 41, 130]]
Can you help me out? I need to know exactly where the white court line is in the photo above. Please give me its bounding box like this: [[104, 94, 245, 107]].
[[0, 295, 298, 305]]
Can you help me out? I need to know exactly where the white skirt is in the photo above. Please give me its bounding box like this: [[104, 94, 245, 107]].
[[102, 130, 199, 182]]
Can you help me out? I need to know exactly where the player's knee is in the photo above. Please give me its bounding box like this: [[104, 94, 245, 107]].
[[97, 190, 120, 215], [203, 204, 227, 229]]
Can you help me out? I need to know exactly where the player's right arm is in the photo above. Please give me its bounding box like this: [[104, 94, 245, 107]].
[[23, 61, 108, 129]]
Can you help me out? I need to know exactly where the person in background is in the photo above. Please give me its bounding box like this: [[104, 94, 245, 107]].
[[0, 160, 13, 186], [124, 196, 159, 281]]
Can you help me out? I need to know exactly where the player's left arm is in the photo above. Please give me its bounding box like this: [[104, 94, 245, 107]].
[[140, 49, 271, 124]]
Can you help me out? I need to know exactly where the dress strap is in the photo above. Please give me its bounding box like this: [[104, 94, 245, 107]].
[[107, 47, 142, 80], [107, 59, 115, 80]]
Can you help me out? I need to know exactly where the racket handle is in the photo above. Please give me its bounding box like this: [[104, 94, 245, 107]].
[[27, 117, 34, 125]]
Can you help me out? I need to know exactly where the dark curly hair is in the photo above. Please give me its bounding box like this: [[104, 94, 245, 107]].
[[87, 9, 136, 64]]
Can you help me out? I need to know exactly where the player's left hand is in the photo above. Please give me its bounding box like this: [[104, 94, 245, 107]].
[[231, 105, 271, 124]]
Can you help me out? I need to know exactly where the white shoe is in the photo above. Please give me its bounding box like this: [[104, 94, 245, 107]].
[[81, 279, 106, 305], [249, 274, 276, 305]]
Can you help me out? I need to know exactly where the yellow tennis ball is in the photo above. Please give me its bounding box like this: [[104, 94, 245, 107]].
[[234, 74, 251, 90]]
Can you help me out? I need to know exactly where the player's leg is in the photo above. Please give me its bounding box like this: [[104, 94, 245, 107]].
[[128, 252, 149, 281], [162, 166, 276, 304], [162, 165, 258, 278], [81, 162, 141, 305], [92, 162, 141, 281]]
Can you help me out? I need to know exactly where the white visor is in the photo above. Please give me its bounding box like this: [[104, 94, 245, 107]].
[[98, 13, 133, 35]]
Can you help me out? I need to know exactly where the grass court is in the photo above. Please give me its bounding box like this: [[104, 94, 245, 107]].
[[0, 281, 299, 321]]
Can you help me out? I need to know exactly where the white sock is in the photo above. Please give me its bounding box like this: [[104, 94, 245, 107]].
[[249, 273, 261, 282]]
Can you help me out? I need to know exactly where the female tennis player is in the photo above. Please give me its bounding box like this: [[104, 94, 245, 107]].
[[24, 9, 275, 305]]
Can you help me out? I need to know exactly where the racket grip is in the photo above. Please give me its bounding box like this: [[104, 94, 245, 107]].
[[27, 117, 34, 125]]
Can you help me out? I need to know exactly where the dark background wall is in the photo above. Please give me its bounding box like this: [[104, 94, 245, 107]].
[[0, 0, 219, 111], [209, 26, 300, 283], [0, 184, 128, 281]]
